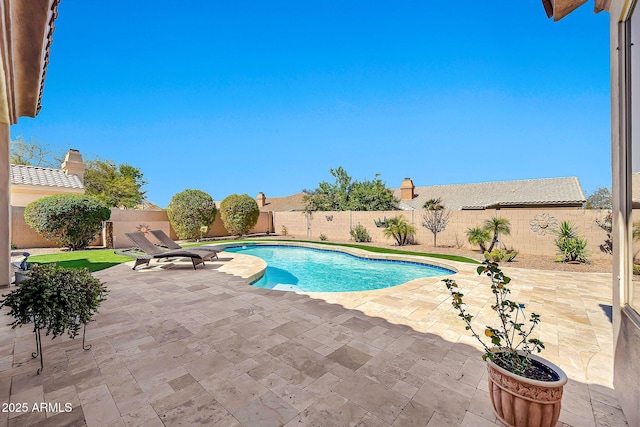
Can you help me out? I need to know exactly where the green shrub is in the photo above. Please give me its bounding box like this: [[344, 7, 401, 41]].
[[556, 236, 590, 263], [24, 194, 111, 250], [555, 221, 589, 263], [319, 233, 328, 241], [483, 249, 518, 262], [350, 224, 372, 242], [220, 194, 260, 237], [167, 189, 217, 240], [383, 216, 415, 246], [634, 264, 640, 275], [466, 227, 491, 252]]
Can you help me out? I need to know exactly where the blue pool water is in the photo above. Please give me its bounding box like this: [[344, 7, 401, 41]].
[[225, 245, 454, 292]]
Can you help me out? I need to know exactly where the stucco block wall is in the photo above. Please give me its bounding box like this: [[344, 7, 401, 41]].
[[11, 206, 57, 248], [108, 210, 273, 247], [12, 204, 609, 259], [272, 211, 309, 237], [272, 208, 615, 260], [10, 187, 84, 207], [203, 212, 272, 238]]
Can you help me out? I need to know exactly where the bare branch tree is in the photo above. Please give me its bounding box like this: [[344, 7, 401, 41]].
[[10, 136, 65, 167], [421, 198, 452, 247]]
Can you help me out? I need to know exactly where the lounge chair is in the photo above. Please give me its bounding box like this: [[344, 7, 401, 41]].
[[117, 231, 216, 270], [149, 229, 224, 259]]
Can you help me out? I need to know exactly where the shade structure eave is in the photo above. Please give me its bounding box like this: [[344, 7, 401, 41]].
[[0, 0, 59, 125], [542, 0, 611, 21], [0, 0, 60, 288]]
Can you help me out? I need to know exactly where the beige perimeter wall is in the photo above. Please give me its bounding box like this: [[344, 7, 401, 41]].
[[11, 206, 621, 259], [273, 208, 617, 260]]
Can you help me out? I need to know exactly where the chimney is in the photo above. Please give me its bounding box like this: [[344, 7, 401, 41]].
[[256, 192, 266, 207], [61, 149, 86, 184], [400, 178, 415, 201]]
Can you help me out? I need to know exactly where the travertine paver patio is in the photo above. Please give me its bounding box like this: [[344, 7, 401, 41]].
[[0, 246, 628, 426]]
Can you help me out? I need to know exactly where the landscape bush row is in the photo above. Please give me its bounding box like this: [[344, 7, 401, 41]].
[[23, 190, 262, 251]]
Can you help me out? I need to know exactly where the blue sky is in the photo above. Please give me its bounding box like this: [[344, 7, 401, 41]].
[[13, 2, 610, 208]]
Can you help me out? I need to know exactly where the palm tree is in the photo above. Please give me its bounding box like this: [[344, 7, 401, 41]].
[[383, 215, 416, 246], [423, 198, 444, 211], [466, 227, 491, 252], [483, 217, 511, 252]]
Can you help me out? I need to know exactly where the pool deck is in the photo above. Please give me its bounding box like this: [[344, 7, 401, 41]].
[[0, 245, 628, 426]]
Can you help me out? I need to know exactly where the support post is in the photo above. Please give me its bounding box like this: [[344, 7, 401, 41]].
[[0, 123, 10, 287]]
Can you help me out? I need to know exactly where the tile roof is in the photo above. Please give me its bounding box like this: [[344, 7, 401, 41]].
[[393, 177, 586, 211], [257, 177, 586, 212], [10, 164, 84, 189], [258, 193, 306, 212]]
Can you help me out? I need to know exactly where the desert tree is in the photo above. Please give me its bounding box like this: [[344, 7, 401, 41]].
[[303, 167, 399, 212], [84, 158, 147, 208], [10, 136, 64, 167], [421, 198, 451, 247], [585, 187, 612, 210]]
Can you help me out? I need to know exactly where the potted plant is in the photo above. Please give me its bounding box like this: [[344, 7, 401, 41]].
[[0, 264, 109, 374], [443, 261, 567, 427]]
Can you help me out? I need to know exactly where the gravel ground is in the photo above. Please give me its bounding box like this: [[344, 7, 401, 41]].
[[391, 244, 613, 273]]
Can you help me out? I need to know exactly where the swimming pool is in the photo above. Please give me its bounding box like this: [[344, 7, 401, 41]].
[[225, 244, 455, 292]]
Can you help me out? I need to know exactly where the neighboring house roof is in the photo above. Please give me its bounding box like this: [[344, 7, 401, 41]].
[[10, 164, 84, 189], [134, 202, 163, 211], [392, 177, 585, 211], [259, 193, 306, 212], [257, 177, 586, 212]]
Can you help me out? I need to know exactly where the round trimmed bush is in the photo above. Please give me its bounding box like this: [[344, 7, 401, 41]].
[[24, 194, 111, 250], [220, 194, 260, 237], [167, 189, 217, 240]]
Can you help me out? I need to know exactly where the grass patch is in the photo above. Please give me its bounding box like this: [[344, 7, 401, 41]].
[[29, 250, 132, 272], [188, 238, 479, 264]]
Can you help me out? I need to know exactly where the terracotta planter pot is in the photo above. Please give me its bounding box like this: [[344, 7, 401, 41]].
[[487, 353, 567, 427]]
